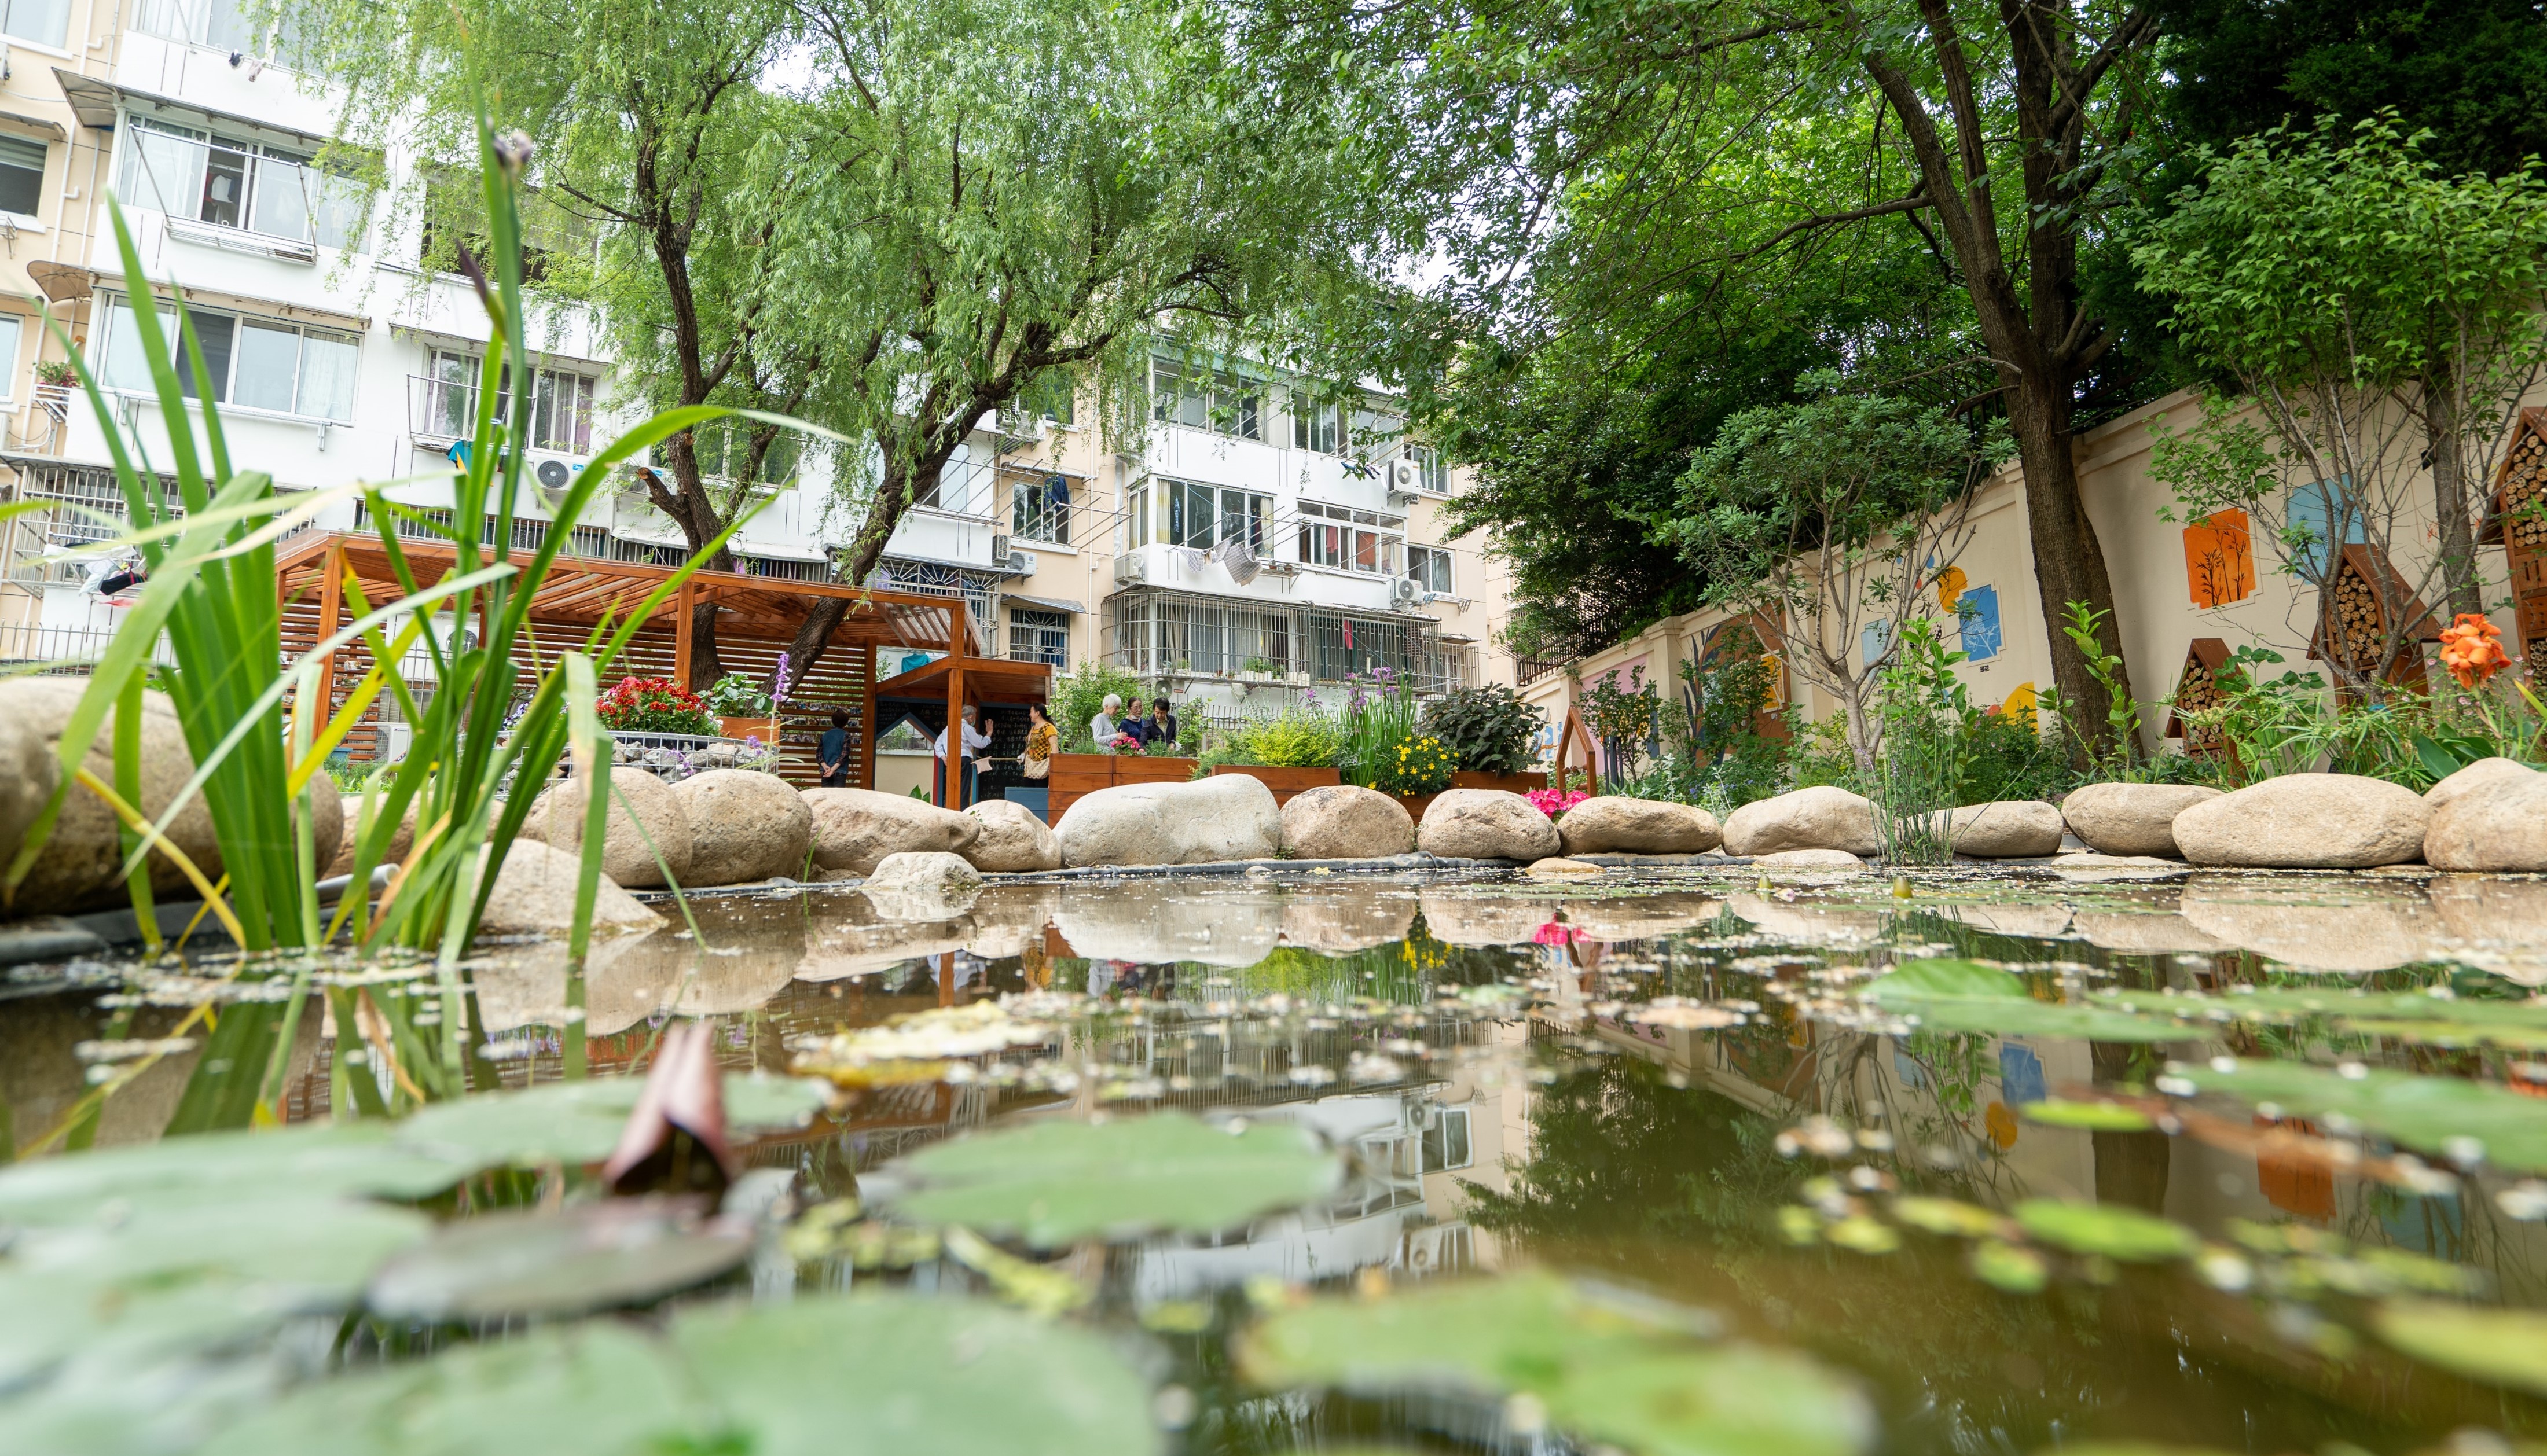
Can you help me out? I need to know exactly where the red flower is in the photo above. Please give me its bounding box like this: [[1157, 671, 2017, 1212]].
[[2439, 613, 2511, 689]]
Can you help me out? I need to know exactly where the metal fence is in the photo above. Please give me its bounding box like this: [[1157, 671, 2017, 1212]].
[[1106, 588, 1469, 691]]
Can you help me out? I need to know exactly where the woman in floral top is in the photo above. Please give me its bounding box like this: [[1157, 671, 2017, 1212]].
[[1022, 702, 1059, 778]]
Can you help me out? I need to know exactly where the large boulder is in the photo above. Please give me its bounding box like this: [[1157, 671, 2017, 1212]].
[[2171, 773, 2429, 869], [2057, 782, 2222, 858], [330, 797, 419, 878], [1279, 885, 1416, 953], [1555, 796, 1721, 855], [1055, 774, 1280, 867], [861, 850, 985, 921], [1720, 786, 1878, 857], [1948, 800, 2064, 858], [802, 787, 982, 876], [475, 839, 663, 937], [529, 766, 695, 889], [1281, 785, 1414, 860], [2424, 763, 2547, 873], [306, 773, 345, 881], [673, 769, 812, 886], [2178, 878, 2446, 971], [963, 799, 1062, 873], [2426, 756, 2537, 814], [1416, 789, 1561, 862], [0, 678, 225, 913]]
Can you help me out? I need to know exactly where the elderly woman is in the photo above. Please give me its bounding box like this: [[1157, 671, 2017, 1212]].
[[1090, 693, 1122, 747]]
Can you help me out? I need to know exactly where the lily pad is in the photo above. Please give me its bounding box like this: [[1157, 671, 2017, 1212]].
[[2013, 1200, 2199, 1262], [869, 1112, 1345, 1248], [2175, 1060, 2547, 1173], [364, 1199, 753, 1321], [393, 1073, 830, 1170], [0, 1122, 472, 1226], [2020, 1099, 2156, 1131], [1867, 959, 2028, 1002], [2096, 988, 2547, 1048], [1863, 960, 2182, 1042], [2371, 1300, 2547, 1396], [1235, 1271, 1873, 1456]]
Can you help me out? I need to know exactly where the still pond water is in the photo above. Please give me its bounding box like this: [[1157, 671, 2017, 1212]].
[[5, 863, 2547, 1454]]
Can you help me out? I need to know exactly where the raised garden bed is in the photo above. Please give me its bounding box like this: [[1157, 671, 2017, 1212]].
[[1048, 752, 1201, 822]]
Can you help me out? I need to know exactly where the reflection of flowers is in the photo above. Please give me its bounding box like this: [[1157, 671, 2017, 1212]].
[[1527, 787, 1592, 818], [1532, 920, 1587, 946], [2440, 613, 2511, 688]]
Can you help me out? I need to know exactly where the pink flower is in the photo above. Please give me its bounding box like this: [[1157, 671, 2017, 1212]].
[[1532, 921, 1586, 946], [1526, 788, 1591, 818]]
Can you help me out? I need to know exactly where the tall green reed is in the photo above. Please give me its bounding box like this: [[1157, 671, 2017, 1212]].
[[8, 118, 830, 1136]]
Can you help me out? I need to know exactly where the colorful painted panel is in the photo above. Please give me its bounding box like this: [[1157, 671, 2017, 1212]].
[[1957, 584, 2002, 661], [2286, 478, 2365, 579], [2181, 509, 2256, 608]]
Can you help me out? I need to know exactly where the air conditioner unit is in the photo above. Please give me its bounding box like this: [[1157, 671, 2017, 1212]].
[[1388, 458, 1423, 493], [1113, 554, 1146, 584], [1005, 550, 1034, 573], [990, 533, 1012, 562], [1390, 575, 1423, 605]]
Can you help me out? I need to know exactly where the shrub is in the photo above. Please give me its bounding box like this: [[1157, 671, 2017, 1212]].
[[1051, 661, 1146, 746], [1423, 685, 1543, 774], [1252, 711, 1345, 768], [1372, 733, 1456, 795], [701, 671, 772, 717], [597, 676, 717, 736]]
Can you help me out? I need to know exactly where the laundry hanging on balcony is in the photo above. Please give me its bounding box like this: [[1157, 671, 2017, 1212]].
[[1210, 534, 1259, 585]]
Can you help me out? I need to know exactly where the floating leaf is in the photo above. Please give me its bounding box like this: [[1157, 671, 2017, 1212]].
[[869, 1112, 1344, 1248], [669, 1292, 1158, 1455], [2014, 1200, 2198, 1262], [0, 1122, 469, 1226], [1863, 960, 2179, 1042], [1971, 1241, 2048, 1294], [2020, 1100, 2155, 1131], [2370, 1300, 2547, 1396], [1236, 1272, 1873, 1456], [2097, 988, 2547, 1047], [2175, 1060, 2547, 1173], [365, 1198, 753, 1322], [395, 1073, 829, 1171], [1892, 1197, 2015, 1240], [1866, 959, 2027, 1003]]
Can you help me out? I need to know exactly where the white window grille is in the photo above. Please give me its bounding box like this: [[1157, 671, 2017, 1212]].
[[1008, 608, 1069, 667]]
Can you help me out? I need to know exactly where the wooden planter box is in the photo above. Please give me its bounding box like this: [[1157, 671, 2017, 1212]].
[[1048, 752, 1201, 822], [1212, 764, 1341, 806], [717, 716, 779, 744], [1450, 770, 1547, 794]]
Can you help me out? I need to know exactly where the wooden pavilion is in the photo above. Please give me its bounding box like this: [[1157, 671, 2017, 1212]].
[[275, 530, 1050, 807]]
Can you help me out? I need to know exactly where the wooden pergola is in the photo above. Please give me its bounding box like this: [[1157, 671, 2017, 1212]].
[[276, 530, 1051, 806]]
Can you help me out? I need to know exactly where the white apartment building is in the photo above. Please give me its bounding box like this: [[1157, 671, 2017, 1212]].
[[0, 0, 1517, 715]]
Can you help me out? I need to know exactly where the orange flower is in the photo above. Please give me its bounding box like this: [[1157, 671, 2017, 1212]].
[[2439, 613, 2511, 689]]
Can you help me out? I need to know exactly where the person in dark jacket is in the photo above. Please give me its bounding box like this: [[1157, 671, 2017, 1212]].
[[1146, 698, 1178, 749], [817, 709, 852, 787]]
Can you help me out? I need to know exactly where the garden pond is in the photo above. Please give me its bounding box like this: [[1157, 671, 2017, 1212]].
[[3, 862, 2546, 1454]]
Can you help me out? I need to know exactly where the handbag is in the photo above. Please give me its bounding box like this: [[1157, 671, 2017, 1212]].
[[1023, 754, 1049, 780]]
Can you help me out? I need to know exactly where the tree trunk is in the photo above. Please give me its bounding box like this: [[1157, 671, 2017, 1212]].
[[774, 439, 970, 692], [2423, 368, 2485, 617], [644, 433, 736, 690], [2007, 374, 2134, 757]]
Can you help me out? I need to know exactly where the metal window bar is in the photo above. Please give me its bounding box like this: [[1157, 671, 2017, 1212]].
[[1008, 474, 1071, 546], [1007, 608, 1069, 668], [1106, 590, 1450, 690]]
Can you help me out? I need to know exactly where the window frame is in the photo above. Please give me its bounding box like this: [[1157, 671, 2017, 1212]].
[[1007, 607, 1069, 668], [1407, 544, 1452, 594], [121, 115, 369, 251], [98, 292, 358, 422]]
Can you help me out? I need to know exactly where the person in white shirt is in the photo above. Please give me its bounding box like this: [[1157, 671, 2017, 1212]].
[[1089, 693, 1122, 747], [935, 705, 994, 806]]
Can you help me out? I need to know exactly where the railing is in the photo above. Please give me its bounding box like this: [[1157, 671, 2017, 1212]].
[[1106, 588, 1458, 691], [0, 620, 179, 673], [1512, 653, 1568, 688]]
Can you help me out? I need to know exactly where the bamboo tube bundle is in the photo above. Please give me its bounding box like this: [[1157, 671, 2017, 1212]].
[[2506, 435, 2547, 551], [2175, 655, 2225, 754], [2330, 554, 2387, 670]]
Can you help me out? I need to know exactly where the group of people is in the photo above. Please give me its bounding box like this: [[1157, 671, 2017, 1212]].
[[1088, 693, 1179, 750], [809, 691, 1177, 799]]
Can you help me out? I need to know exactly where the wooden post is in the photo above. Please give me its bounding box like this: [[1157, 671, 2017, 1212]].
[[859, 642, 879, 792], [938, 950, 956, 1008], [672, 580, 696, 690], [942, 599, 968, 809], [311, 538, 344, 755]]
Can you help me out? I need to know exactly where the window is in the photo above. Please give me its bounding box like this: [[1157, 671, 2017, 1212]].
[[137, 0, 307, 58], [1292, 395, 1342, 454], [0, 136, 42, 217], [1350, 404, 1401, 460], [100, 296, 357, 421], [435, 353, 600, 454], [1008, 608, 1069, 668], [421, 168, 591, 283], [119, 118, 369, 249], [0, 315, 20, 400], [1150, 357, 1260, 440], [1407, 443, 1450, 494], [1295, 500, 1402, 575], [1407, 545, 1452, 594], [1011, 473, 1070, 545], [1, 0, 68, 47], [1421, 1107, 1471, 1172], [529, 369, 594, 454], [1165, 480, 1270, 551], [1168, 479, 1215, 548]]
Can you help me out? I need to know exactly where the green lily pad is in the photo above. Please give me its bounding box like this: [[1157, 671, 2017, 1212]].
[[393, 1073, 828, 1170], [0, 1122, 472, 1226], [1236, 1271, 1873, 1456], [1891, 1196, 2014, 1239], [1863, 960, 2182, 1042], [2020, 1099, 2156, 1131], [2013, 1200, 2199, 1262], [670, 1292, 1158, 1454], [2096, 988, 2547, 1048], [364, 1200, 754, 1321], [2372, 1300, 2547, 1396], [2175, 1060, 2547, 1172], [870, 1112, 1345, 1248], [197, 1292, 1158, 1455]]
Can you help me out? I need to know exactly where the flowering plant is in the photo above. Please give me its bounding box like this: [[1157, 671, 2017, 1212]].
[[702, 671, 773, 716], [1372, 733, 1454, 795], [1109, 730, 1144, 753], [2439, 613, 2511, 689], [1527, 787, 1592, 818], [597, 676, 718, 735]]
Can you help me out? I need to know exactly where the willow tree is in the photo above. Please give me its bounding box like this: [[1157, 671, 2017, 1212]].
[[1246, 0, 2160, 755], [303, 0, 1362, 685]]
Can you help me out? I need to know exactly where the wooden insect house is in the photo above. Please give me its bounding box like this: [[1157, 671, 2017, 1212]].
[[2309, 545, 2442, 694], [2484, 406, 2547, 672], [2164, 638, 2232, 758]]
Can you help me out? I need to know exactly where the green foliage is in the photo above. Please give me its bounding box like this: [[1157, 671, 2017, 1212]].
[[700, 672, 772, 717], [1245, 711, 1348, 769], [2050, 601, 2143, 775], [1421, 684, 1541, 774], [1335, 673, 1423, 788], [1370, 734, 1455, 796], [1050, 663, 1144, 752]]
